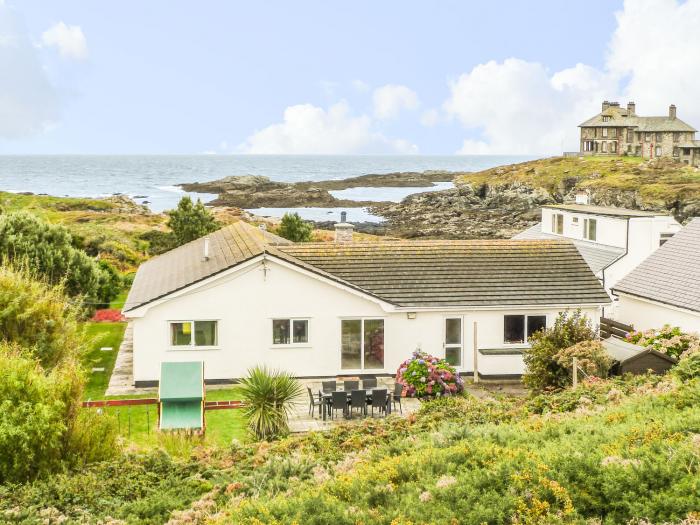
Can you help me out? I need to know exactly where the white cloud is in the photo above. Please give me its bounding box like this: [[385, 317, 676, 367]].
[[0, 3, 59, 138], [41, 21, 87, 61], [352, 79, 370, 93], [420, 108, 440, 127], [238, 101, 417, 154], [444, 0, 700, 154], [372, 84, 419, 120]]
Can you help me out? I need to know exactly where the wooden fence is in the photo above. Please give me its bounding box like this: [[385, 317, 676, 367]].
[[600, 317, 634, 340]]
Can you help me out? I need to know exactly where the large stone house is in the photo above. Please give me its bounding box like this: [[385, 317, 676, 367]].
[[579, 101, 700, 165]]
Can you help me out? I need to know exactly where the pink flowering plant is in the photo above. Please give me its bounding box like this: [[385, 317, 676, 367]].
[[395, 351, 464, 398], [626, 325, 700, 360]]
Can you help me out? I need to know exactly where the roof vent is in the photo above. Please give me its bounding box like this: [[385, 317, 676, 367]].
[[203, 237, 210, 261]]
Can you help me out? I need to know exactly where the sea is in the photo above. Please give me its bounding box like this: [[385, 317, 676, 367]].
[[0, 155, 533, 222]]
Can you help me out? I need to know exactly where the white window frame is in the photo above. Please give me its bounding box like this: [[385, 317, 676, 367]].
[[443, 316, 463, 368], [551, 213, 564, 235], [583, 218, 597, 241], [271, 317, 311, 347], [602, 127, 608, 137], [339, 317, 385, 372], [168, 319, 219, 350], [503, 314, 547, 346]]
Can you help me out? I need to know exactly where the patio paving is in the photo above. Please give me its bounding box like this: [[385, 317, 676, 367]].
[[288, 377, 422, 433]]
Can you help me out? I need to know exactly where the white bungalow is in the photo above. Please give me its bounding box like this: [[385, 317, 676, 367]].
[[513, 193, 681, 315], [612, 218, 700, 333], [123, 221, 610, 386]]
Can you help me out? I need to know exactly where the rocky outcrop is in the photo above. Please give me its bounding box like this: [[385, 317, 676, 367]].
[[374, 182, 555, 239], [179, 172, 457, 209]]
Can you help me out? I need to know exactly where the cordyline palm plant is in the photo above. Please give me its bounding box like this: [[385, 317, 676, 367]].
[[238, 366, 302, 441]]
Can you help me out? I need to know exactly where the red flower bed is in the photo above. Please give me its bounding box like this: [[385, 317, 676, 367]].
[[91, 309, 125, 322]]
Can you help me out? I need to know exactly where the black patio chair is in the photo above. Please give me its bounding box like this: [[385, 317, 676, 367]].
[[350, 389, 367, 418], [362, 377, 377, 389], [343, 380, 359, 391], [370, 388, 388, 417], [392, 383, 404, 414], [330, 391, 349, 419], [322, 380, 337, 393], [307, 386, 322, 418]]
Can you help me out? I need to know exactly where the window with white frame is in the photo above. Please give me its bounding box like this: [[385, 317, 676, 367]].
[[504, 315, 547, 344], [272, 318, 309, 345], [170, 320, 218, 348], [602, 127, 608, 137], [551, 213, 564, 235], [583, 218, 597, 241]]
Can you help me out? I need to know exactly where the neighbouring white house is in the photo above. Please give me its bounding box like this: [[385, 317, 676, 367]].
[[612, 218, 700, 333], [122, 221, 610, 386], [513, 193, 681, 315]]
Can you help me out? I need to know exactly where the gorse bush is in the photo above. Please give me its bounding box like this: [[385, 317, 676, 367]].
[[0, 211, 120, 307], [275, 212, 313, 242], [0, 265, 85, 367], [523, 310, 597, 393], [238, 366, 303, 441], [166, 196, 219, 247]]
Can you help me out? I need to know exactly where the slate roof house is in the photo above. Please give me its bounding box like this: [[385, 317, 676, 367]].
[[613, 218, 700, 333], [513, 194, 681, 309], [123, 221, 610, 386], [579, 101, 699, 164]]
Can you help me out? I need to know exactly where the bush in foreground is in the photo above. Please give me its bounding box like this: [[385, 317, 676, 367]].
[[0, 265, 85, 367], [0, 345, 118, 483], [523, 310, 597, 393], [166, 196, 219, 247], [554, 339, 612, 378], [275, 212, 313, 242], [627, 324, 700, 360]]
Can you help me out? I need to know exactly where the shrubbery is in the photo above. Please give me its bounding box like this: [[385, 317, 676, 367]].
[[0, 345, 117, 483], [166, 196, 219, 247], [627, 324, 700, 359], [395, 350, 464, 397], [554, 339, 612, 378], [522, 310, 597, 393], [275, 212, 313, 242], [0, 265, 85, 367], [0, 211, 121, 307]]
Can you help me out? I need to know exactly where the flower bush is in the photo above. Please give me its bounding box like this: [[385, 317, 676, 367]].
[[554, 340, 613, 378], [91, 308, 125, 322], [626, 325, 700, 360], [395, 351, 464, 398]]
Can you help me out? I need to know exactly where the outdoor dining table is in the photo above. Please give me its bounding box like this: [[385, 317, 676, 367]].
[[319, 388, 391, 421]]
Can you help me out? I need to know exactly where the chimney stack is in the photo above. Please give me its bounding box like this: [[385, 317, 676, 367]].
[[203, 237, 210, 261], [627, 101, 636, 115], [669, 104, 677, 119], [334, 213, 354, 243], [602, 100, 610, 112]]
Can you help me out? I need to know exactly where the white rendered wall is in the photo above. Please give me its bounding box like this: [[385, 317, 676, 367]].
[[129, 258, 602, 382], [616, 293, 700, 333]]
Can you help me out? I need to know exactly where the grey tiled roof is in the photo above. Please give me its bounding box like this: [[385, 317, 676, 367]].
[[513, 223, 624, 274], [579, 108, 696, 132], [613, 218, 700, 312], [123, 222, 291, 312], [543, 204, 661, 218], [125, 222, 610, 312], [279, 240, 610, 308]]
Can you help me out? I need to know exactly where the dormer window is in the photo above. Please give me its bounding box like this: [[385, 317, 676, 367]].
[[602, 116, 610, 122]]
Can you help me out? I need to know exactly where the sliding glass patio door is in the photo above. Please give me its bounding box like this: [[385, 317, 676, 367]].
[[341, 319, 384, 370]]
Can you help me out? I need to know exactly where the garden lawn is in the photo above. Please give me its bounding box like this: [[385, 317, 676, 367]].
[[82, 321, 126, 400]]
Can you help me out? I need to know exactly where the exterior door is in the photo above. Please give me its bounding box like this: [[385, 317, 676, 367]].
[[444, 317, 462, 367]]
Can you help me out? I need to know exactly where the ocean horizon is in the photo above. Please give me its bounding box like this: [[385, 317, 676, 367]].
[[0, 154, 535, 215]]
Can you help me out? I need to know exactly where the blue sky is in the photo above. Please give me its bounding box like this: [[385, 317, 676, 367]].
[[2, 0, 698, 155]]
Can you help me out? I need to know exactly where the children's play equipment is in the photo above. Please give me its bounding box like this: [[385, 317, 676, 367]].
[[158, 361, 205, 432]]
